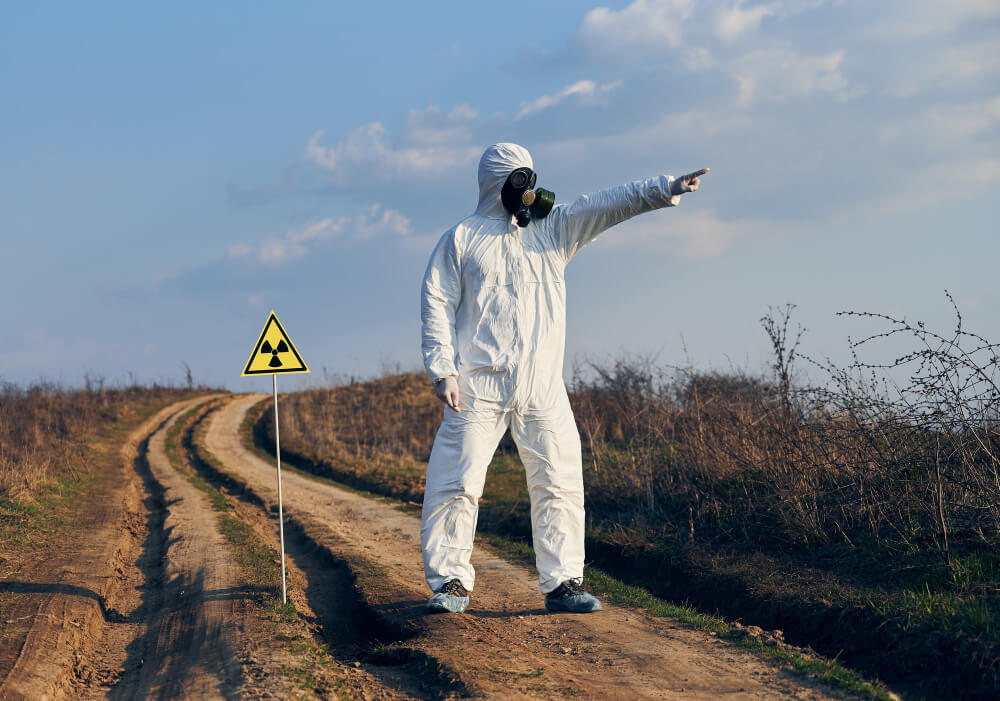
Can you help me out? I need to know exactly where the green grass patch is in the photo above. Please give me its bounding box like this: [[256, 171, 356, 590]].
[[165, 405, 232, 511], [219, 514, 282, 593], [278, 634, 353, 701]]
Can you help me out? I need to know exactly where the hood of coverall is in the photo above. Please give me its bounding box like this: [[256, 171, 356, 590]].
[[474, 143, 533, 219]]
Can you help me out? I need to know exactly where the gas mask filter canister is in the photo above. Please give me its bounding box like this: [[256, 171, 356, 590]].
[[501, 167, 555, 227]]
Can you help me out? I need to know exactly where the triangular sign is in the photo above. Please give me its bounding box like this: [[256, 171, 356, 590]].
[[242, 311, 310, 376]]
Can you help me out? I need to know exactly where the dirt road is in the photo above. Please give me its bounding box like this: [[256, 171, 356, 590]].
[[2, 394, 868, 699], [87, 396, 245, 699], [3, 397, 352, 700]]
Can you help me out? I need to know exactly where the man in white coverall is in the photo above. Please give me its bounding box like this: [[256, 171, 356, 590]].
[[420, 143, 707, 613]]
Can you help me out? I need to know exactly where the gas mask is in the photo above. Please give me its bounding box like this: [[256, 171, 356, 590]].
[[500, 167, 555, 227]]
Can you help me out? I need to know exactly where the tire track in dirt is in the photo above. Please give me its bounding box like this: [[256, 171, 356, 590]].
[[96, 396, 246, 699], [183, 403, 444, 700], [44, 395, 254, 700], [207, 393, 861, 700]]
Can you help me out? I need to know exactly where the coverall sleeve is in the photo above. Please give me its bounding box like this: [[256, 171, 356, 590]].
[[550, 175, 681, 262], [421, 230, 462, 384]]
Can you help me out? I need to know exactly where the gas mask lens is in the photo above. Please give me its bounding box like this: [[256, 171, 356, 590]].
[[501, 167, 555, 227], [509, 169, 534, 190]]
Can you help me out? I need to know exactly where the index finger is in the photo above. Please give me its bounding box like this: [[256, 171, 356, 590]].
[[689, 168, 710, 178]]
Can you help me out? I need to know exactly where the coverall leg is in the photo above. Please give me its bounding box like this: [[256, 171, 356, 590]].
[[420, 397, 508, 593], [510, 386, 586, 594], [421, 381, 586, 596]]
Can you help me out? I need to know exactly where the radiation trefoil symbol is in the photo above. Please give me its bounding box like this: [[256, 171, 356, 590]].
[[261, 339, 289, 367], [242, 311, 309, 376]]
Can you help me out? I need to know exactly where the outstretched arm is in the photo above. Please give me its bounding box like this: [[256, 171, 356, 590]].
[[549, 168, 709, 261]]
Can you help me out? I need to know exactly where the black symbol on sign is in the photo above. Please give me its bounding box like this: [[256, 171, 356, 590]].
[[261, 339, 289, 367]]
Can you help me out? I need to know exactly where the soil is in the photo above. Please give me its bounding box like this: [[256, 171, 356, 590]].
[[1, 394, 876, 699]]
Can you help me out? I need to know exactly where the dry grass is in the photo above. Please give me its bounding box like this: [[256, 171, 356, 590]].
[[0, 381, 191, 499], [568, 297, 1000, 568]]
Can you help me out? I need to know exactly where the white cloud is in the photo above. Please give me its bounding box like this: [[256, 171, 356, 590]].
[[571, 0, 834, 63], [576, 0, 695, 54], [926, 96, 1000, 138], [228, 205, 413, 265], [963, 158, 1000, 185], [880, 96, 1000, 153], [515, 79, 622, 120], [732, 47, 863, 105], [226, 243, 254, 259], [447, 103, 478, 121], [870, 0, 1000, 37], [852, 154, 1000, 215], [938, 41, 1000, 81], [890, 40, 1000, 98], [601, 208, 759, 258], [304, 104, 481, 185], [715, 2, 776, 43], [353, 204, 414, 240], [772, 0, 830, 18]]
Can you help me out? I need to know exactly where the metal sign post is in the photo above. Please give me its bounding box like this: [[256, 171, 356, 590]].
[[273, 374, 287, 603], [242, 310, 309, 606]]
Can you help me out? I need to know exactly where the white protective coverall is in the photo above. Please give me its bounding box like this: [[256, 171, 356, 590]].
[[420, 143, 681, 594]]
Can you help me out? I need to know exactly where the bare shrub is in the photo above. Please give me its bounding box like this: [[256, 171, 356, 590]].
[[572, 293, 999, 568], [800, 291, 1000, 566]]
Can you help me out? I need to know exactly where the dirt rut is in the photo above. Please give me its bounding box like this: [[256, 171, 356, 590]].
[[92, 397, 246, 699], [206, 393, 858, 700]]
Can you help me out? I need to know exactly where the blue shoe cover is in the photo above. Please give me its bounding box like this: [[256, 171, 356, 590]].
[[427, 591, 469, 613], [545, 592, 602, 613]]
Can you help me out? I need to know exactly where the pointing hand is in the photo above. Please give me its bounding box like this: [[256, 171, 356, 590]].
[[673, 168, 710, 195]]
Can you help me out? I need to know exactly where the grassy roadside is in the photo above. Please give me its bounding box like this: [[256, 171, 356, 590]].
[[163, 403, 284, 596], [240, 397, 894, 701], [239, 398, 419, 509]]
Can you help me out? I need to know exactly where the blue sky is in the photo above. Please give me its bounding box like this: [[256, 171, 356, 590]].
[[2, 1, 997, 391]]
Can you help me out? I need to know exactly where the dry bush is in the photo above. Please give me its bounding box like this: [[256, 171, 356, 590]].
[[0, 381, 187, 499], [804, 293, 1000, 564], [573, 296, 999, 569]]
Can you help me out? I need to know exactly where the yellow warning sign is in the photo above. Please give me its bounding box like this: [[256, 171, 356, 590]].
[[242, 311, 310, 376]]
